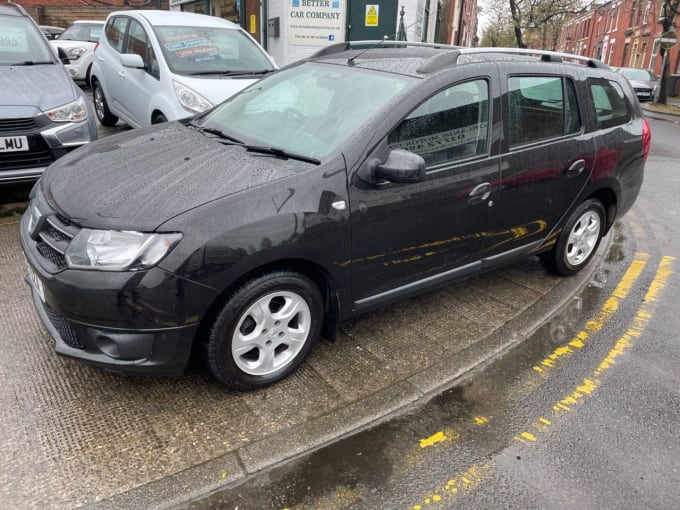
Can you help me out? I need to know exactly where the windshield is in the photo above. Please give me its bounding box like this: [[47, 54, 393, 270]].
[[59, 23, 102, 43], [0, 15, 55, 65], [197, 62, 414, 160], [620, 68, 656, 81], [153, 25, 274, 75]]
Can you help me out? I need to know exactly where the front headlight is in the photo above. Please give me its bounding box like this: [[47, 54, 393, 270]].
[[65, 47, 86, 60], [65, 229, 182, 271], [173, 80, 213, 114], [44, 96, 88, 123]]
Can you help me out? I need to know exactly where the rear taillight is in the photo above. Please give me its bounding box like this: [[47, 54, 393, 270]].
[[93, 41, 99, 53], [642, 118, 651, 162]]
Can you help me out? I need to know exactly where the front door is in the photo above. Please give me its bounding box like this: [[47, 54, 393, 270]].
[[349, 78, 500, 309], [347, 0, 398, 41]]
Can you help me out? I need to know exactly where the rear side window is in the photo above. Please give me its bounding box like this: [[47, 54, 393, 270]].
[[588, 79, 631, 129], [508, 76, 581, 146], [105, 17, 129, 53], [387, 79, 489, 167]]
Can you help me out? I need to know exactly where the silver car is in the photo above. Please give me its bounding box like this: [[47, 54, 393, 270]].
[[612, 67, 659, 102], [0, 4, 97, 184]]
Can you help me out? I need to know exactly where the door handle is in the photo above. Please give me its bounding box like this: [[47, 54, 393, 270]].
[[566, 159, 586, 178], [468, 182, 492, 205], [118, 71, 126, 79]]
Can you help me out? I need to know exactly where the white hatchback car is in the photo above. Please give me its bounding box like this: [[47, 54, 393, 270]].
[[90, 10, 277, 128], [50, 20, 104, 83]]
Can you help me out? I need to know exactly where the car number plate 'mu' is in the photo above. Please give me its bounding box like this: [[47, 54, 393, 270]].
[[0, 136, 29, 153]]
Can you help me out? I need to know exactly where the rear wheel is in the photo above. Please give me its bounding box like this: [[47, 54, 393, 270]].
[[204, 271, 323, 390], [541, 199, 605, 276], [92, 80, 118, 126]]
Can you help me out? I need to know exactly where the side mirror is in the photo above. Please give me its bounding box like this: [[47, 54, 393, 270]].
[[57, 46, 69, 65], [369, 149, 426, 183], [120, 53, 145, 69]]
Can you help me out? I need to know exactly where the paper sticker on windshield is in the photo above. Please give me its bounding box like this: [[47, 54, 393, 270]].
[[165, 37, 220, 61], [0, 27, 28, 53]]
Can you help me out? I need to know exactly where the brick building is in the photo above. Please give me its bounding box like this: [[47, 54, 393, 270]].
[[557, 0, 680, 91], [18, 0, 169, 28]]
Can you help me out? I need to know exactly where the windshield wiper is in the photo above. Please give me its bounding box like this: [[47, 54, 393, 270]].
[[187, 121, 243, 144], [186, 69, 275, 77], [187, 121, 319, 164], [8, 61, 55, 66], [242, 145, 321, 165]]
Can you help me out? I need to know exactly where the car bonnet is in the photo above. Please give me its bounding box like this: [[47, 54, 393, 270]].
[[0, 64, 78, 112], [40, 122, 303, 231]]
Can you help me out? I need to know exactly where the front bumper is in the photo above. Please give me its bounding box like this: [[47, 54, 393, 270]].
[[21, 211, 220, 377]]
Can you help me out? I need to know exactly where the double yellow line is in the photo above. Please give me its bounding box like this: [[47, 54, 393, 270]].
[[410, 254, 675, 509]]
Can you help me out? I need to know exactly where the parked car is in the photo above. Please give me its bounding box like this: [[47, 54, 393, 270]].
[[612, 66, 659, 102], [40, 25, 65, 40], [21, 43, 649, 390], [89, 10, 277, 128], [50, 20, 104, 83], [0, 3, 97, 185]]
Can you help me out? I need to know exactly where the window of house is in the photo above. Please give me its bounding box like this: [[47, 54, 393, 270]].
[[589, 79, 631, 129], [387, 80, 489, 167], [508, 76, 581, 146]]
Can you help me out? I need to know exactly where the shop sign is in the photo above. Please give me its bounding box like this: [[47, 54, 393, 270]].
[[289, 0, 345, 46]]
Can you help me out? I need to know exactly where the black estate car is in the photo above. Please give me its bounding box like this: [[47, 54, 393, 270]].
[[21, 43, 650, 390]]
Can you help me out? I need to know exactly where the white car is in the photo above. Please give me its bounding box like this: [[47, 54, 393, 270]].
[[89, 10, 277, 128], [50, 20, 104, 83]]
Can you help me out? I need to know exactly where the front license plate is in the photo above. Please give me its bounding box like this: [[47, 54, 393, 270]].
[[27, 264, 45, 302], [0, 135, 29, 153]]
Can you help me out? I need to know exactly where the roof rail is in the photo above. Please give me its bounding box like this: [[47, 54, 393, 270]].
[[310, 40, 459, 59], [451, 47, 608, 69]]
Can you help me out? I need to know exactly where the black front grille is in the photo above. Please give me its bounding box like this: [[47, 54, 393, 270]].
[[43, 302, 84, 350], [37, 240, 68, 270], [0, 136, 55, 171], [35, 214, 79, 272], [0, 117, 37, 133]]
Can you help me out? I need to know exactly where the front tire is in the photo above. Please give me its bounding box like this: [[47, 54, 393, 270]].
[[92, 80, 118, 126], [204, 271, 323, 390], [541, 199, 605, 276]]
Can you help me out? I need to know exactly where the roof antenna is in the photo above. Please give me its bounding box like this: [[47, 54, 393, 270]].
[[347, 6, 412, 66]]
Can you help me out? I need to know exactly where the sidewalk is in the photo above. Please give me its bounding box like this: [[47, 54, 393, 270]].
[[642, 95, 680, 118]]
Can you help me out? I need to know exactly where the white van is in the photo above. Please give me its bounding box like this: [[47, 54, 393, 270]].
[[90, 10, 277, 128]]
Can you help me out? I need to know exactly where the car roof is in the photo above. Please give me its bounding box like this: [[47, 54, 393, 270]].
[[71, 20, 105, 25], [0, 2, 29, 17], [108, 9, 239, 30], [308, 41, 609, 78]]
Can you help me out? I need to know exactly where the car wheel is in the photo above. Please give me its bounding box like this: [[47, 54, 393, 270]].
[[541, 199, 605, 276], [92, 80, 118, 126], [204, 271, 323, 390], [152, 112, 167, 124]]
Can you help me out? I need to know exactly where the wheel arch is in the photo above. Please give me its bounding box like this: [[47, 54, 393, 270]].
[[192, 258, 341, 362], [586, 186, 618, 234]]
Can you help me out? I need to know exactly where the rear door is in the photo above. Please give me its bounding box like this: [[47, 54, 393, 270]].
[[490, 67, 597, 262]]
